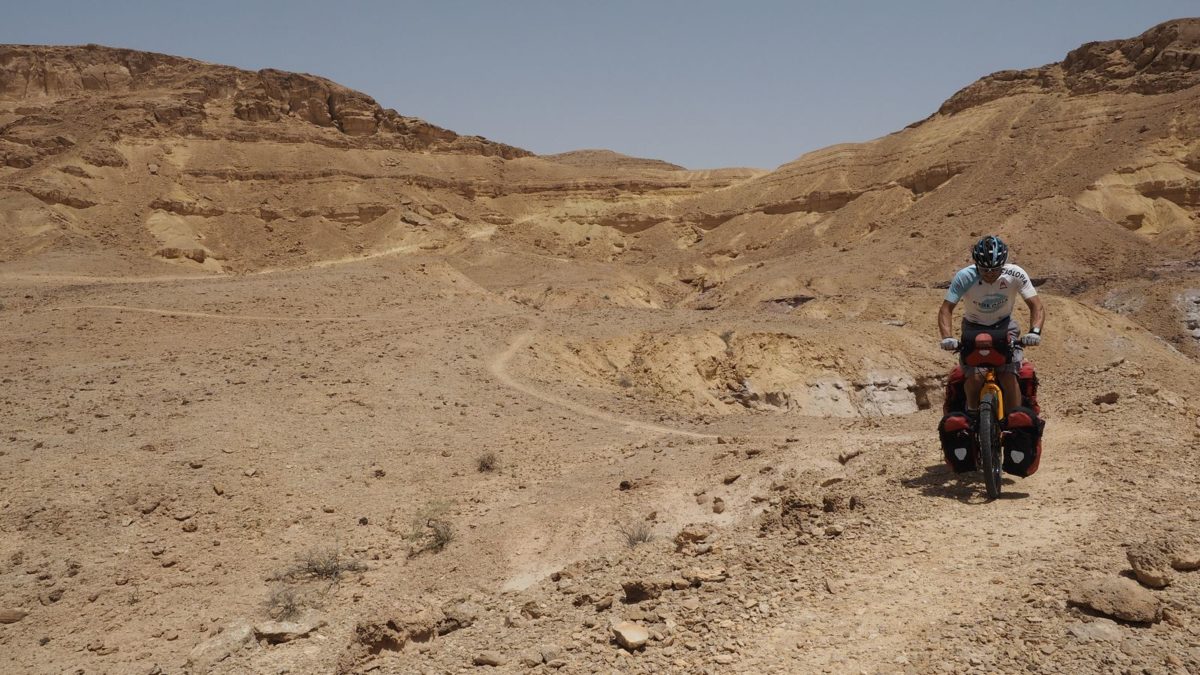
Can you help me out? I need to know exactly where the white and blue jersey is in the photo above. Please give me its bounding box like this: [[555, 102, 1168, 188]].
[[945, 264, 1036, 325]]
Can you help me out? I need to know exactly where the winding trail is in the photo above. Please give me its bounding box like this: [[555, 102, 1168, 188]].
[[52, 304, 391, 323], [489, 317, 718, 439]]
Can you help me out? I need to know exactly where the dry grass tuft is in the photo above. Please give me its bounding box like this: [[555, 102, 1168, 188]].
[[476, 452, 499, 473], [619, 520, 654, 548], [288, 547, 365, 582]]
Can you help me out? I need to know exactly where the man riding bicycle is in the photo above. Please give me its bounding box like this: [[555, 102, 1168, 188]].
[[938, 235, 1045, 417]]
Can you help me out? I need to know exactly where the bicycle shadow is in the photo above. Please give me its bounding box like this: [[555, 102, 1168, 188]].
[[902, 463, 1029, 503]]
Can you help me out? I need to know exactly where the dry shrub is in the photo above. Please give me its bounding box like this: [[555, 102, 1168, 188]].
[[619, 520, 654, 548], [476, 452, 498, 473]]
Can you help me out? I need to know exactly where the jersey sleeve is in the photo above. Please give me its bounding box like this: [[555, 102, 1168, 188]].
[[1014, 265, 1037, 298], [945, 269, 970, 303]]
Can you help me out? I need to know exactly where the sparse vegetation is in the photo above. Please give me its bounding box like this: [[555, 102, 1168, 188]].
[[409, 502, 456, 556], [476, 452, 499, 473], [265, 586, 305, 620], [619, 520, 654, 548], [288, 546, 365, 582]]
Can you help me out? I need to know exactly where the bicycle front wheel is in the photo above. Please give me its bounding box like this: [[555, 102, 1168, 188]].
[[979, 393, 1002, 500]]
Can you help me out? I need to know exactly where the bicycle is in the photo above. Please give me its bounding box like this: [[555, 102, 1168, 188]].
[[956, 330, 1019, 500]]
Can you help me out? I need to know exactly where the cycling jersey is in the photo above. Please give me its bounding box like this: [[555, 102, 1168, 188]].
[[945, 264, 1036, 324]]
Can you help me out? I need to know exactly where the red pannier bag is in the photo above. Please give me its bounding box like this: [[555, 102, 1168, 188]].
[[939, 412, 976, 473], [1018, 361, 1040, 414], [943, 365, 967, 415], [1002, 406, 1044, 477]]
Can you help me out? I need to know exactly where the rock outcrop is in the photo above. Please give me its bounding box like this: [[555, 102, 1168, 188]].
[[937, 19, 1200, 116]]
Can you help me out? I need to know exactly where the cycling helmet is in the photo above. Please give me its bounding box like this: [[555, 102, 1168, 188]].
[[972, 235, 1008, 270]]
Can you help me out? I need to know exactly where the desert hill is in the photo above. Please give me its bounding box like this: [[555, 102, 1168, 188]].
[[1, 19, 1199, 675]]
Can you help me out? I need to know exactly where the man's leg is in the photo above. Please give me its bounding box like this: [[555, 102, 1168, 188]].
[[964, 371, 983, 411], [999, 371, 1022, 410]]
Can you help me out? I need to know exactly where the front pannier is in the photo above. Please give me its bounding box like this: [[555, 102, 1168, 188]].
[[1002, 406, 1044, 477], [939, 412, 976, 473]]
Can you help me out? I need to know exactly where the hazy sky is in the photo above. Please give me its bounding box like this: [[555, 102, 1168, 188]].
[[2, 1, 1196, 169]]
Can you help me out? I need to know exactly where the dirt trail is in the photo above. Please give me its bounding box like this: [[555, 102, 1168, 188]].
[[489, 317, 718, 439], [766, 423, 1098, 671]]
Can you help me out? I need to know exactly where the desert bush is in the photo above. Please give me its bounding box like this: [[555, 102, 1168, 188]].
[[265, 586, 305, 620], [619, 520, 654, 548], [476, 452, 499, 473], [288, 547, 365, 582], [409, 502, 455, 556]]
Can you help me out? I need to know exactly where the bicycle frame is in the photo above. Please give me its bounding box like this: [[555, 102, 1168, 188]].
[[977, 368, 1005, 419]]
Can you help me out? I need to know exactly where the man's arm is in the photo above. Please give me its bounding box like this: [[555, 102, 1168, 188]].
[[938, 300, 957, 339], [1024, 295, 1044, 332]]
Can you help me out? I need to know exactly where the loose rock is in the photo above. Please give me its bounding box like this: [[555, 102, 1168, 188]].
[[186, 620, 255, 672], [1068, 619, 1124, 643], [253, 616, 325, 644], [0, 608, 28, 624], [473, 651, 505, 666], [613, 621, 649, 651], [1069, 577, 1161, 623], [1127, 542, 1172, 588]]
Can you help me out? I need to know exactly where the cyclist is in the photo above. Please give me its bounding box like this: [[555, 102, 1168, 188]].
[[938, 235, 1045, 417]]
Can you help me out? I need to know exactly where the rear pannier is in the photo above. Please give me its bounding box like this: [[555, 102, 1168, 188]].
[[1002, 406, 1044, 477], [939, 412, 976, 473]]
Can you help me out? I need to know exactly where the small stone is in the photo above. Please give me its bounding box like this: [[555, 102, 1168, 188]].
[[212, 484, 224, 496], [188, 460, 204, 469], [722, 474, 741, 485], [1169, 543, 1200, 571], [181, 521, 198, 533], [244, 468, 257, 477], [825, 524, 845, 537], [322, 506, 335, 513], [186, 620, 254, 671], [684, 567, 728, 584], [674, 523, 715, 551], [622, 579, 665, 603], [1068, 619, 1123, 643], [148, 163, 159, 174], [712, 498, 726, 514], [473, 651, 505, 666], [253, 617, 325, 644], [1093, 392, 1119, 405], [1127, 542, 1172, 588], [613, 621, 649, 651], [0, 608, 29, 624], [538, 644, 563, 663]]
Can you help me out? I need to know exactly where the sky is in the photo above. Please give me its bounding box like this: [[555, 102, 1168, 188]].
[[2, 1, 1196, 169]]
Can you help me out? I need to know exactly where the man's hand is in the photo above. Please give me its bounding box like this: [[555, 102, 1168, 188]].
[[1020, 333, 1041, 347], [940, 337, 959, 351]]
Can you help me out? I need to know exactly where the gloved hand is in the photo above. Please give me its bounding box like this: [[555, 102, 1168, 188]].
[[940, 337, 959, 351], [1021, 332, 1041, 347]]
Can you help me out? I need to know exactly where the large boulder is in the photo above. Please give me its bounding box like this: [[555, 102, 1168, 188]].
[[1127, 542, 1173, 588], [1069, 577, 1162, 623]]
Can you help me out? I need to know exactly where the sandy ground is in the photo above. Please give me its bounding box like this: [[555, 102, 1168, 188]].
[[2, 251, 1199, 674]]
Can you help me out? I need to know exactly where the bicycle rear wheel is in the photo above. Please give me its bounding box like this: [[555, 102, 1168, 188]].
[[979, 393, 1002, 500]]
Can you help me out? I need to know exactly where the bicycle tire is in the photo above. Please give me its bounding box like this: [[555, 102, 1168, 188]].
[[979, 393, 1002, 500]]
